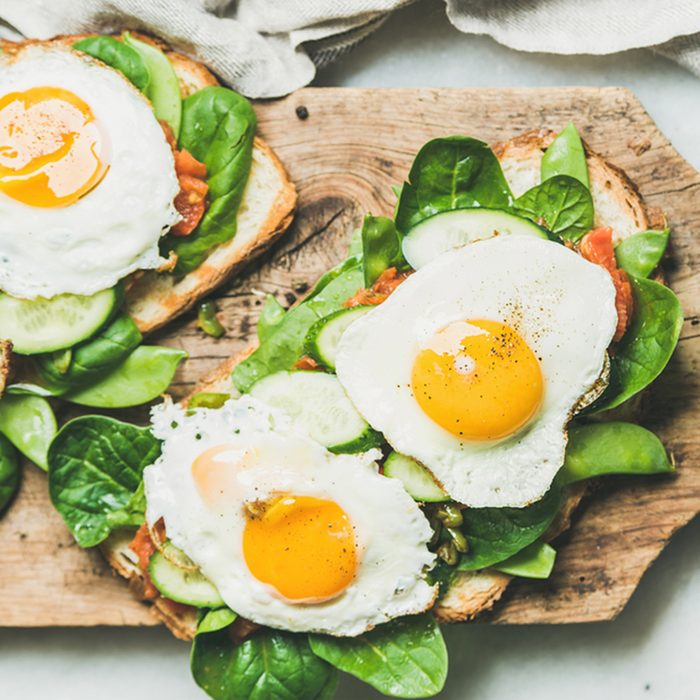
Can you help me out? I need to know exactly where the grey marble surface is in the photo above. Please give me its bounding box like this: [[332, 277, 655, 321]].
[[1, 2, 698, 698]]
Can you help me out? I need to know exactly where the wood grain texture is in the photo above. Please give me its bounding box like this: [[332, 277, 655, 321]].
[[0, 87, 697, 628]]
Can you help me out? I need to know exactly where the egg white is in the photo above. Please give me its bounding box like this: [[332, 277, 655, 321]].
[[335, 236, 618, 508], [144, 397, 437, 636], [0, 46, 180, 299]]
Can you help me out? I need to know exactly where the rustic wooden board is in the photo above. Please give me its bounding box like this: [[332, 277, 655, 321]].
[[1, 87, 698, 628]]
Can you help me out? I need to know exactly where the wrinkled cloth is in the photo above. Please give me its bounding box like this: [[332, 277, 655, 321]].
[[1, 0, 700, 97]]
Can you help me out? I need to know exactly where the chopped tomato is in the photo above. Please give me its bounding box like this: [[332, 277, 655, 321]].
[[579, 227, 633, 342], [129, 523, 159, 600], [160, 121, 208, 237], [294, 355, 320, 370], [343, 267, 412, 308]]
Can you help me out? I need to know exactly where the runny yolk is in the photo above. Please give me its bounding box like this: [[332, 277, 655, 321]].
[[0, 86, 108, 207], [411, 319, 543, 441], [243, 495, 357, 603]]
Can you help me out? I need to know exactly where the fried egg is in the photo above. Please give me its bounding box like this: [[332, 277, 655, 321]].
[[335, 236, 618, 508], [144, 397, 436, 636], [0, 45, 179, 299]]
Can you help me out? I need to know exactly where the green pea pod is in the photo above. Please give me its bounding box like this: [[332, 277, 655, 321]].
[[494, 541, 557, 579], [63, 346, 187, 408], [197, 302, 225, 338], [615, 229, 670, 278], [0, 394, 57, 470], [541, 122, 590, 188], [560, 422, 674, 484], [0, 433, 20, 513], [35, 314, 143, 393]]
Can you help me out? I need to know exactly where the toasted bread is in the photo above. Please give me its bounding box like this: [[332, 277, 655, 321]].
[[102, 130, 663, 637], [0, 33, 297, 336], [0, 341, 11, 398]]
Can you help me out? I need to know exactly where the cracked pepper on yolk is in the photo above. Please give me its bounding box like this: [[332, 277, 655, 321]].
[[0, 86, 108, 207], [411, 319, 543, 441], [243, 495, 357, 603]]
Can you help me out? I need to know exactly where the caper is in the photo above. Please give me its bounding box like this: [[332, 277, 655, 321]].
[[428, 515, 442, 549], [437, 541, 459, 566], [446, 527, 469, 553], [198, 301, 225, 338], [436, 504, 463, 528]]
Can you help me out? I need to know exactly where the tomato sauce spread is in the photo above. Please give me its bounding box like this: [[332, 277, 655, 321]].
[[129, 523, 159, 600], [579, 227, 633, 342], [294, 355, 320, 370], [343, 267, 412, 308], [161, 122, 208, 237]]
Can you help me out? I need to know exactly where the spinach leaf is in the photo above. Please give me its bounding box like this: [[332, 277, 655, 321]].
[[73, 36, 150, 92], [395, 137, 513, 233], [233, 261, 364, 393], [514, 175, 593, 243], [63, 346, 186, 408], [615, 229, 670, 278], [361, 215, 405, 286], [197, 608, 237, 635], [457, 485, 561, 571], [346, 227, 363, 257], [191, 629, 337, 700], [594, 277, 682, 411], [0, 394, 56, 470], [48, 416, 159, 547], [0, 433, 20, 514], [309, 613, 447, 698], [493, 541, 557, 579], [541, 123, 589, 188], [170, 87, 256, 274], [35, 314, 143, 394], [257, 295, 287, 344], [559, 421, 673, 484]]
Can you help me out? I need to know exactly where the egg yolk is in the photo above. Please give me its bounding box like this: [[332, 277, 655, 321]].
[[243, 495, 357, 603], [0, 86, 108, 207], [411, 319, 543, 441]]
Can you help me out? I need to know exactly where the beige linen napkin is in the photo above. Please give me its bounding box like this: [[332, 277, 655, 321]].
[[1, 0, 699, 97]]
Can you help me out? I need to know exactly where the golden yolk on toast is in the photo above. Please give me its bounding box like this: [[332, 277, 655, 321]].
[[412, 319, 543, 441], [0, 86, 108, 207]]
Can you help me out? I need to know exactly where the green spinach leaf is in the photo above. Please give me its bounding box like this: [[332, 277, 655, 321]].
[[36, 314, 143, 394], [457, 485, 561, 571], [191, 629, 337, 700], [73, 36, 151, 92], [594, 277, 682, 411], [395, 136, 513, 233], [257, 295, 287, 344], [197, 608, 237, 635], [514, 175, 593, 243], [560, 421, 673, 484], [493, 541, 557, 579], [48, 416, 159, 547], [0, 433, 20, 514], [309, 613, 447, 698], [361, 215, 405, 286], [541, 123, 589, 188], [63, 346, 186, 408], [233, 261, 364, 393], [170, 87, 256, 274], [615, 229, 670, 278], [0, 394, 57, 470]]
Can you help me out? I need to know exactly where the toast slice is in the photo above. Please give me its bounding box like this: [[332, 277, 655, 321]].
[[102, 130, 664, 638], [0, 342, 11, 398], [0, 34, 297, 336]]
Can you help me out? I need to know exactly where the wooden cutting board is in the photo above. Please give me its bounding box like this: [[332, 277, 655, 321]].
[[1, 87, 698, 629]]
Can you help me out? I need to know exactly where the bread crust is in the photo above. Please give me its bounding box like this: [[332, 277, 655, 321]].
[[0, 33, 297, 337], [103, 130, 662, 634], [0, 341, 12, 398]]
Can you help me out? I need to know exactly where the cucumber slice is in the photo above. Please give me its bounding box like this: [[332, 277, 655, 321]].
[[249, 370, 381, 453], [148, 551, 224, 607], [123, 33, 181, 136], [402, 208, 549, 269], [0, 288, 120, 355], [305, 306, 373, 370], [383, 452, 448, 502]]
